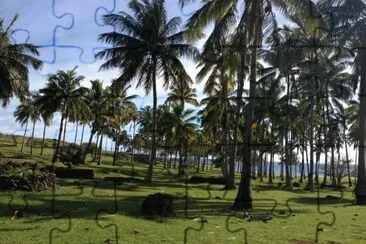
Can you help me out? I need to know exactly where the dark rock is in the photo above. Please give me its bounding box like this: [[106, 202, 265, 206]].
[[141, 193, 174, 217]]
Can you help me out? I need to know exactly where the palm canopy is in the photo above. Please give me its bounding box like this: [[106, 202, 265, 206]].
[[0, 15, 42, 106], [96, 0, 198, 92], [37, 67, 90, 119]]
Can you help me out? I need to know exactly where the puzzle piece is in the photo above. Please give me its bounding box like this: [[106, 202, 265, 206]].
[[7, 0, 73, 64], [49, 180, 119, 243], [51, 0, 121, 64]]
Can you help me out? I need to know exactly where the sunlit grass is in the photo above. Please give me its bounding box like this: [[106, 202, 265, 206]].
[[0, 135, 365, 243]]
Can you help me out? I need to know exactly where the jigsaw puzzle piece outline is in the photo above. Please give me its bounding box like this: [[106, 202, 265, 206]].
[[51, 0, 119, 64]]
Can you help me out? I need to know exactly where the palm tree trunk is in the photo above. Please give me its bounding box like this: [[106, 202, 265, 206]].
[[30, 120, 36, 155], [228, 12, 248, 190], [74, 122, 79, 144], [98, 133, 103, 165], [84, 129, 95, 162], [52, 114, 65, 163], [145, 57, 157, 183], [233, 4, 260, 209], [344, 127, 352, 187], [40, 122, 47, 156], [269, 150, 273, 184], [285, 74, 292, 187], [80, 124, 85, 145], [62, 118, 67, 146], [113, 131, 119, 166], [174, 150, 178, 169], [93, 133, 100, 161], [21, 121, 28, 152], [331, 146, 337, 186]]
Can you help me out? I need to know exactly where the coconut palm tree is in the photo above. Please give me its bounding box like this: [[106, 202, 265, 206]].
[[32, 92, 54, 156], [325, 0, 366, 204], [160, 105, 197, 175], [14, 97, 32, 152], [37, 67, 90, 163], [96, 0, 198, 183], [0, 15, 42, 106]]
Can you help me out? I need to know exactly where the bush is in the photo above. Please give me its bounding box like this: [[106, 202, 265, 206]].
[[133, 154, 150, 164], [0, 161, 56, 191], [41, 166, 94, 179], [141, 193, 174, 217], [189, 176, 226, 185], [58, 144, 85, 166]]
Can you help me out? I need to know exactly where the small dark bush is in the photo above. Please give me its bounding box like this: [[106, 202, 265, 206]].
[[133, 154, 150, 164], [189, 176, 226, 185], [41, 166, 94, 179], [141, 193, 174, 217], [293, 182, 300, 187], [58, 144, 85, 165], [103, 176, 143, 183]]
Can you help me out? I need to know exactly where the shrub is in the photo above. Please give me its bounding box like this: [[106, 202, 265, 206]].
[[41, 166, 94, 179], [58, 144, 85, 166], [189, 176, 226, 185], [133, 154, 150, 164], [141, 193, 174, 217], [0, 161, 56, 192]]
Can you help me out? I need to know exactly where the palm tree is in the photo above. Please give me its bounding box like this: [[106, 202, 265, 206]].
[[96, 0, 198, 183], [37, 67, 90, 163], [0, 15, 42, 106], [31, 92, 52, 156], [14, 97, 32, 152], [326, 0, 366, 204], [165, 83, 198, 108], [160, 105, 197, 175]]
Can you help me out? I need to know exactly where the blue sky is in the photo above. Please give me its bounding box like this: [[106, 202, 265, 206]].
[[0, 0, 205, 147]]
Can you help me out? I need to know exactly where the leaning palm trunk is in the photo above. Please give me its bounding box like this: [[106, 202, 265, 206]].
[[62, 118, 67, 146], [145, 58, 157, 183], [84, 129, 95, 162], [98, 133, 103, 165], [30, 120, 36, 155], [21, 121, 28, 152], [40, 122, 47, 156]]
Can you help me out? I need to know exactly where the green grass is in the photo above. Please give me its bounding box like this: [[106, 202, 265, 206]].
[[0, 135, 365, 243]]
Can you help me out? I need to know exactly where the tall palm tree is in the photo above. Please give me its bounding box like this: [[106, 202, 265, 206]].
[[37, 67, 90, 163], [326, 0, 366, 204], [0, 15, 42, 106], [96, 0, 198, 183]]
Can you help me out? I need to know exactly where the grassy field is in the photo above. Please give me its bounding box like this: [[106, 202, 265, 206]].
[[0, 135, 365, 244]]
